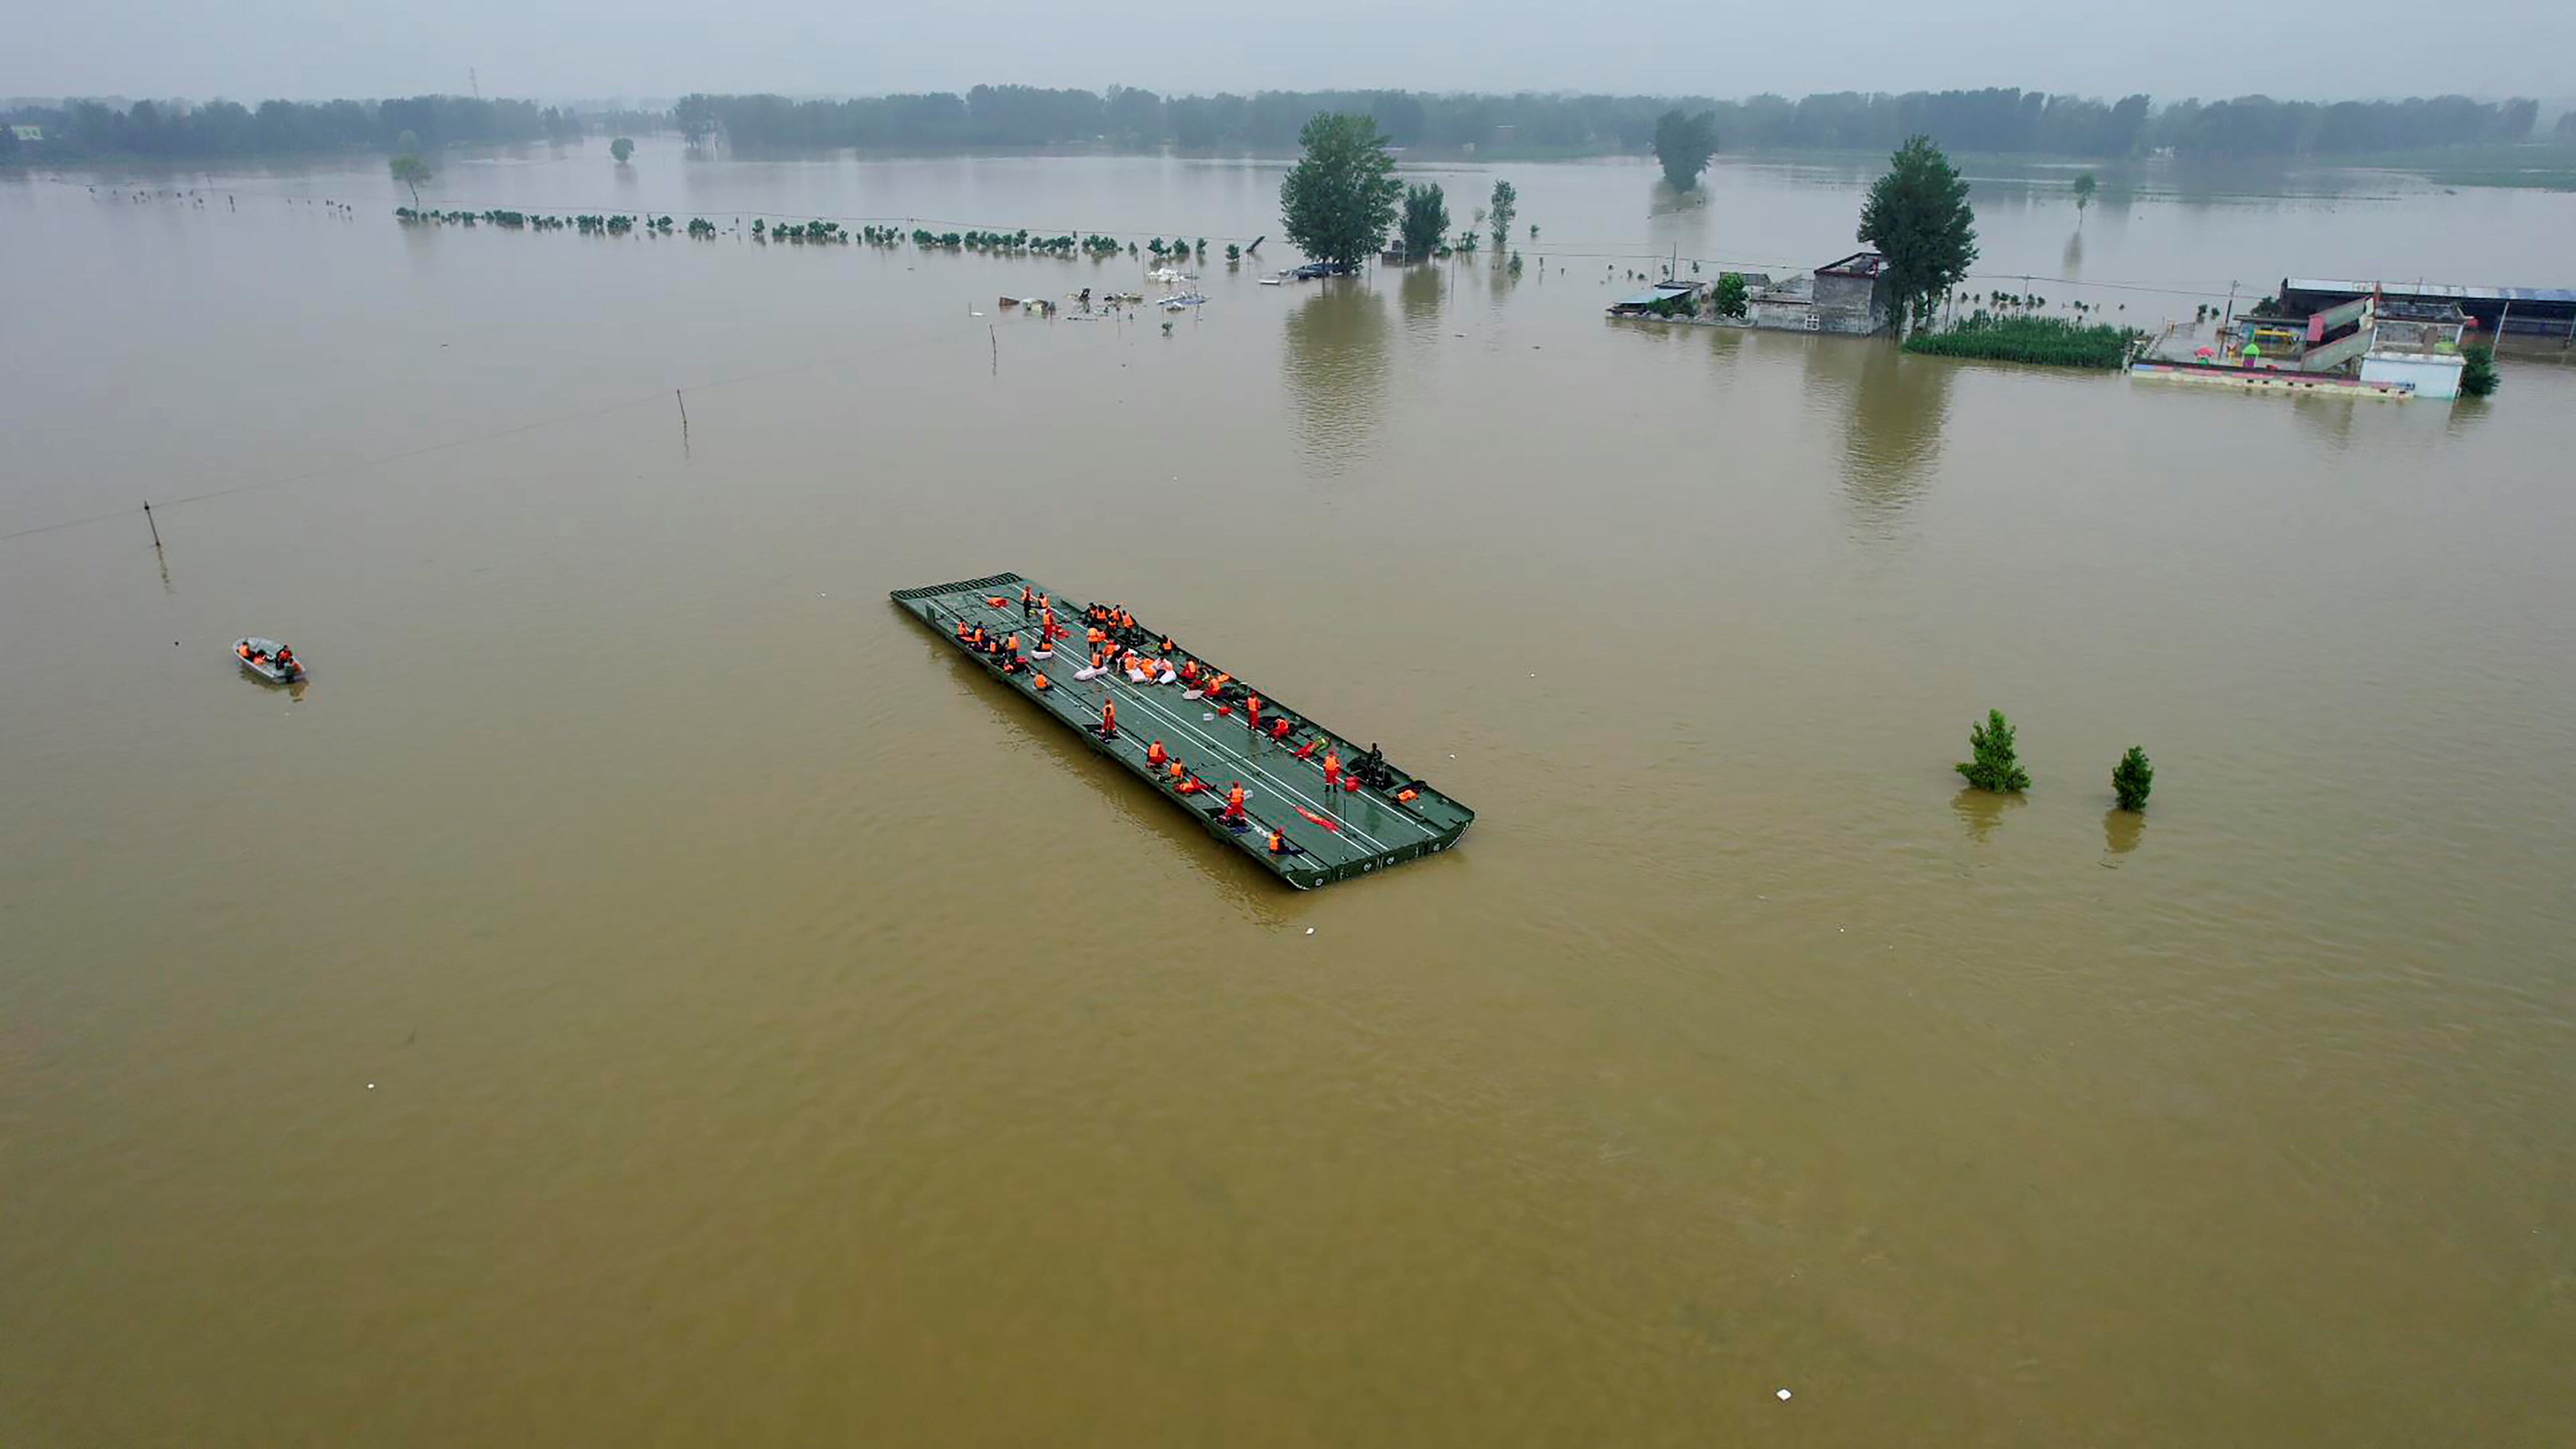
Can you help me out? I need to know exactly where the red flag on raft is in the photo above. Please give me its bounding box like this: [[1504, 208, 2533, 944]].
[[1294, 806, 1341, 832]]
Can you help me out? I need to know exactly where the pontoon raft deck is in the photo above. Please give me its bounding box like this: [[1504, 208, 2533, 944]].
[[892, 572, 1473, 889]]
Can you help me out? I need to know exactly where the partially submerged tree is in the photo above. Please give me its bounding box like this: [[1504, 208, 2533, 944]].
[[1955, 709, 2031, 793], [388, 152, 430, 206], [1653, 109, 1720, 191], [2460, 344, 2500, 397], [2111, 746, 2154, 811], [673, 94, 720, 148], [1487, 179, 1516, 253], [2072, 171, 2098, 215], [610, 136, 635, 164], [1710, 271, 1751, 319], [1859, 135, 1980, 336], [1398, 181, 1449, 261], [1278, 113, 1402, 269]]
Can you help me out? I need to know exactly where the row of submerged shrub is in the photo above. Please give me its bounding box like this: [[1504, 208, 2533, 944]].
[[390, 208, 1232, 263], [1903, 312, 2144, 369]]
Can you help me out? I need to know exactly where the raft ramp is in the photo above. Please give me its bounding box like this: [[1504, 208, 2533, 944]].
[[892, 573, 1473, 890]]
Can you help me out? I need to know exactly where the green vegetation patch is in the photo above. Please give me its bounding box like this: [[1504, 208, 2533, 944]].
[[1903, 313, 2140, 369]]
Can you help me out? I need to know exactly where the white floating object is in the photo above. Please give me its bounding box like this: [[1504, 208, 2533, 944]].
[[1776, 1389, 1792, 1401], [367, 1083, 376, 1089], [1305, 927, 1315, 935]]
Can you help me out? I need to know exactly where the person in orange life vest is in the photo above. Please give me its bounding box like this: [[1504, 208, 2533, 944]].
[[1322, 749, 1341, 788], [1099, 700, 1117, 739], [1146, 740, 1168, 769], [1159, 635, 1175, 654], [1293, 738, 1319, 760], [1267, 827, 1289, 854], [1006, 633, 1021, 655], [1032, 671, 1051, 692], [1177, 775, 1206, 795], [1020, 585, 1034, 617], [1166, 759, 1187, 784], [954, 619, 969, 640], [1269, 717, 1293, 741], [1222, 783, 1246, 821], [1089, 650, 1105, 673], [1244, 694, 1262, 729]]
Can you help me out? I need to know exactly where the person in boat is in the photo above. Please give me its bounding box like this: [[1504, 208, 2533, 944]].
[[274, 646, 297, 674], [1166, 759, 1187, 786], [1269, 717, 1294, 742], [1098, 700, 1117, 740], [1267, 827, 1294, 855], [1222, 782, 1246, 822], [1322, 749, 1342, 789], [1244, 694, 1263, 731], [1032, 670, 1050, 692], [1020, 585, 1034, 617], [1146, 740, 1168, 769]]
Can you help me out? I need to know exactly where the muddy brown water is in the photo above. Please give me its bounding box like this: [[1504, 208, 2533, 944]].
[[4, 144, 2574, 1446]]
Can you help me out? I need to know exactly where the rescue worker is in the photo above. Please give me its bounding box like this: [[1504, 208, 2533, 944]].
[[1222, 782, 1247, 822], [1267, 827, 1289, 854], [1269, 718, 1294, 741], [1245, 694, 1263, 731], [1322, 749, 1342, 789], [1146, 740, 1168, 769], [1176, 775, 1206, 795], [1032, 671, 1051, 692], [1166, 759, 1187, 785], [1020, 584, 1034, 617], [1099, 700, 1117, 740], [1293, 739, 1320, 761], [275, 645, 297, 670]]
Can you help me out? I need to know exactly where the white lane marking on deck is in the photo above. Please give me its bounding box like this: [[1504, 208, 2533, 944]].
[[1098, 672, 1409, 855]]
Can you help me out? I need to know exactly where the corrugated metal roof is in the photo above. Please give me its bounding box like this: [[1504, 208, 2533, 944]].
[[2287, 278, 2576, 305]]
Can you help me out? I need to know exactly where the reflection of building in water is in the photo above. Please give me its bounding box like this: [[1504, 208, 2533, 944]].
[[1280, 285, 1390, 474]]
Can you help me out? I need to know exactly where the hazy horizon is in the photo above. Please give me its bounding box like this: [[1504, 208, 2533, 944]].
[[13, 0, 2574, 106]]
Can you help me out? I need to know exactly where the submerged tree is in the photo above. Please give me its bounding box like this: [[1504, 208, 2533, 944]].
[[2111, 745, 2154, 811], [1859, 135, 1980, 336], [2072, 171, 2098, 215], [1487, 179, 1516, 252], [1398, 181, 1449, 260], [2460, 344, 2500, 397], [1278, 112, 1401, 269], [610, 136, 635, 164], [1955, 709, 2031, 793], [388, 152, 430, 206], [1653, 109, 1720, 191]]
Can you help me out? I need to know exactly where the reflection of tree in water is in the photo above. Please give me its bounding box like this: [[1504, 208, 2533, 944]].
[[2061, 225, 2084, 278], [1803, 338, 1955, 535], [1953, 788, 2021, 842], [2103, 808, 2143, 857], [1397, 262, 1443, 338], [1281, 283, 1390, 474]]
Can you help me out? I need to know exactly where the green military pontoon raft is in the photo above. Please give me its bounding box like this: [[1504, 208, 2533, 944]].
[[892, 572, 1474, 889]]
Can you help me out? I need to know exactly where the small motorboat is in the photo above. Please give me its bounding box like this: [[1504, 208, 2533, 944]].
[[233, 637, 305, 683]]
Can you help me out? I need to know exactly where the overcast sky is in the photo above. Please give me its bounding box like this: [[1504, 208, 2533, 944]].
[[11, 0, 2573, 103]]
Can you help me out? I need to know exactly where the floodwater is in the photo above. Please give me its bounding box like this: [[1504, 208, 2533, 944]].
[[4, 142, 2574, 1446]]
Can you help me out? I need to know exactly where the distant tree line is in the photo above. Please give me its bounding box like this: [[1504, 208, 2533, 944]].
[[0, 96, 580, 159], [665, 85, 2543, 159], [1, 86, 2547, 163]]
